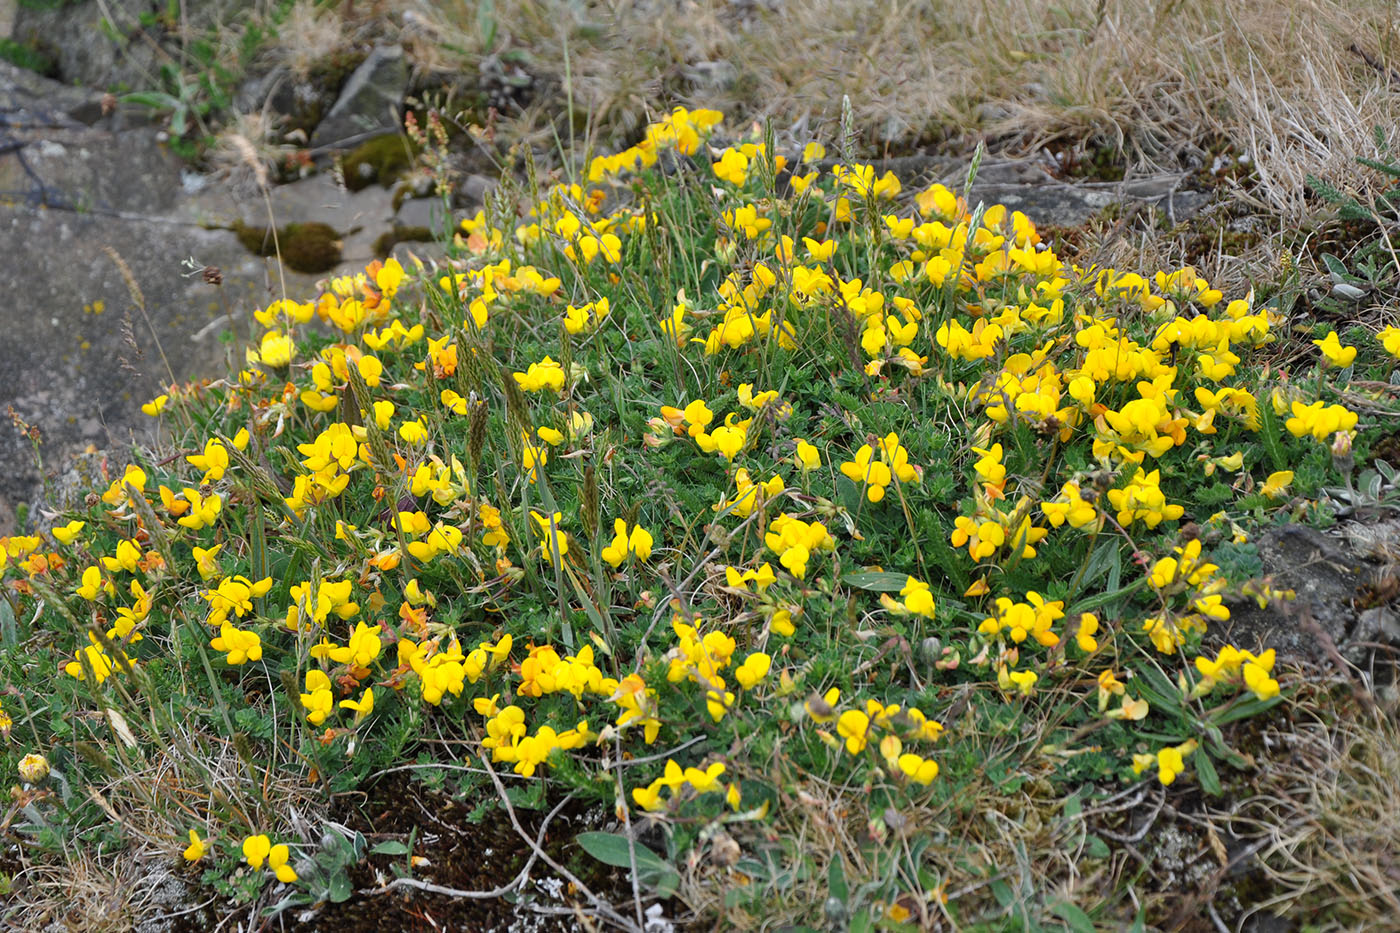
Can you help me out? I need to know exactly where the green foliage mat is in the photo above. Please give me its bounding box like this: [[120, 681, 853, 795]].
[[3, 107, 1398, 929]]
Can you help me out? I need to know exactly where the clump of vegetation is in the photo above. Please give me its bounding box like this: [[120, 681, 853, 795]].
[[373, 223, 434, 257], [340, 134, 418, 192], [0, 37, 57, 77], [3, 107, 1399, 930], [234, 220, 343, 274]]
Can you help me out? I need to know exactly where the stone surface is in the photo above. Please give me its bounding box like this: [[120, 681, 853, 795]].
[[309, 45, 408, 149], [1224, 522, 1400, 668], [0, 61, 444, 534], [11, 0, 251, 91]]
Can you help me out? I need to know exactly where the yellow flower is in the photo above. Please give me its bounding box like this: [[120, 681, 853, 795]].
[[51, 520, 85, 545], [600, 519, 654, 567], [632, 779, 667, 812], [897, 753, 940, 785], [1099, 671, 1127, 711], [1378, 325, 1400, 358], [18, 753, 49, 783], [250, 330, 295, 367], [211, 623, 262, 665], [186, 438, 230, 484], [734, 652, 771, 690], [900, 577, 936, 618], [1260, 470, 1293, 499], [192, 544, 222, 581], [328, 621, 382, 668], [340, 688, 374, 722], [840, 444, 892, 501], [300, 670, 334, 726], [531, 511, 568, 563], [836, 709, 870, 754], [1242, 661, 1280, 700], [183, 829, 207, 862], [1075, 613, 1099, 652], [1312, 331, 1356, 368], [141, 394, 169, 416], [1284, 400, 1358, 442], [1156, 742, 1193, 786], [176, 489, 222, 530], [513, 357, 567, 392], [243, 834, 272, 869], [376, 257, 404, 297], [794, 439, 822, 471], [712, 148, 749, 185], [440, 389, 467, 416], [266, 843, 297, 883]]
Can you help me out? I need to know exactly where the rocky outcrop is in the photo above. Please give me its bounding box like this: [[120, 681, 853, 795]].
[[11, 0, 253, 91], [0, 61, 424, 534], [309, 45, 409, 149]]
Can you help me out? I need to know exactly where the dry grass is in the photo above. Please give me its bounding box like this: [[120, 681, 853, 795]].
[[3, 722, 319, 932], [271, 0, 351, 81], [1220, 686, 1400, 928], [397, 0, 1399, 216]]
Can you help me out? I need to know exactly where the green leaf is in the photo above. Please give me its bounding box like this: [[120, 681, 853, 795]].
[[1051, 899, 1099, 933], [1083, 835, 1110, 859], [841, 571, 911, 592], [1195, 747, 1222, 797], [120, 90, 180, 110], [576, 832, 680, 898], [828, 857, 849, 903], [327, 871, 352, 903], [1321, 252, 1353, 282], [1210, 694, 1282, 726], [1069, 576, 1147, 616], [1259, 402, 1287, 472], [369, 840, 411, 856]]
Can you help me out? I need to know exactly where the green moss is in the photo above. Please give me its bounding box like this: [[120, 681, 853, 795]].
[[341, 134, 417, 192], [0, 38, 56, 77], [373, 224, 435, 257], [234, 220, 342, 274]]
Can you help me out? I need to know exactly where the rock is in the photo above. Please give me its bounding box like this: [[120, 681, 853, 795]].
[[310, 45, 408, 149], [0, 56, 426, 533], [235, 49, 370, 145], [683, 60, 737, 92], [1223, 522, 1400, 668], [11, 0, 252, 92], [458, 172, 497, 207], [0, 60, 105, 127]]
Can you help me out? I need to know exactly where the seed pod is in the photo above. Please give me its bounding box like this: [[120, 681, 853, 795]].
[[468, 392, 489, 469], [581, 465, 599, 539], [500, 369, 530, 436]]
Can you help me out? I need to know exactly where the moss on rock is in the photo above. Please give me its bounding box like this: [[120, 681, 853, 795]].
[[234, 221, 342, 274], [373, 224, 434, 258], [341, 134, 417, 192]]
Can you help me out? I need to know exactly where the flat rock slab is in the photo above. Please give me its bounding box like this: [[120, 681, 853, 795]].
[[0, 67, 443, 533]]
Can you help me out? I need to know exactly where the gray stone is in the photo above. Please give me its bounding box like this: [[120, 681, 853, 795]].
[[0, 60, 104, 126], [0, 63, 427, 533], [459, 172, 497, 207], [11, 0, 252, 92], [1222, 522, 1400, 668], [394, 192, 451, 233], [310, 45, 408, 149]]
